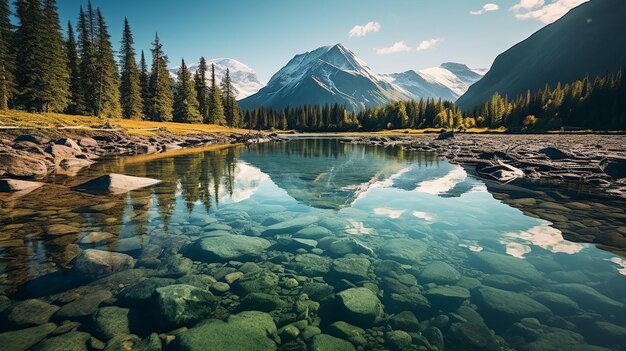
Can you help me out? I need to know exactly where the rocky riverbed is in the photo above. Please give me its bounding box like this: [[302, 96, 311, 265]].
[[347, 133, 626, 199], [0, 128, 283, 181]]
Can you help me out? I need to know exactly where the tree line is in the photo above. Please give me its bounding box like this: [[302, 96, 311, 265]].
[[242, 98, 472, 131], [0, 0, 241, 126], [469, 69, 626, 131]]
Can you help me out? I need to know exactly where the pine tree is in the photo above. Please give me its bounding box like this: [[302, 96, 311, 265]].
[[119, 18, 143, 119], [147, 33, 173, 121], [139, 50, 151, 118], [194, 57, 209, 122], [221, 68, 241, 127], [77, 5, 97, 114], [40, 0, 69, 112], [65, 21, 83, 114], [0, 0, 13, 109], [14, 0, 44, 111], [93, 9, 120, 118], [173, 58, 201, 123], [208, 63, 225, 125]]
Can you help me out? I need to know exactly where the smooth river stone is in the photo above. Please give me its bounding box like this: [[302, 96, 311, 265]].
[[470, 251, 542, 281], [474, 286, 552, 324], [72, 173, 161, 195], [336, 287, 383, 327], [378, 238, 427, 265], [72, 249, 135, 279], [262, 215, 319, 236], [0, 323, 56, 351], [184, 235, 271, 262]]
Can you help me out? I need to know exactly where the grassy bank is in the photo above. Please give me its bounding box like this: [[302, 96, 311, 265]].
[[0, 110, 250, 136]]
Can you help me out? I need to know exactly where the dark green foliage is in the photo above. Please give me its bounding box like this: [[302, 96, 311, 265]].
[[139, 50, 151, 117], [208, 63, 225, 125], [194, 57, 209, 122], [147, 33, 173, 121], [14, 0, 69, 112], [93, 9, 121, 118], [119, 18, 143, 119], [173, 58, 201, 123], [221, 68, 241, 127], [77, 5, 97, 115], [40, 0, 70, 112], [65, 21, 83, 114], [471, 69, 626, 131], [0, 0, 13, 109]]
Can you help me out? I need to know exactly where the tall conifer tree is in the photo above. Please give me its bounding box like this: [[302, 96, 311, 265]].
[[221, 68, 241, 127], [119, 18, 143, 119], [139, 50, 151, 118], [65, 21, 83, 114], [147, 33, 173, 121], [208, 63, 225, 125], [173, 58, 201, 123], [14, 0, 44, 111], [194, 57, 209, 122], [77, 5, 97, 114], [0, 0, 13, 109], [40, 0, 69, 112]]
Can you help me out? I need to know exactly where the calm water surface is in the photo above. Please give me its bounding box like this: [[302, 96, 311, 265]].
[[1, 138, 626, 351]]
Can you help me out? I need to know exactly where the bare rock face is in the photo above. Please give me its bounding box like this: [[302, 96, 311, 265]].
[[72, 173, 161, 195], [0, 179, 44, 193], [0, 153, 49, 179], [54, 138, 82, 153], [78, 137, 98, 148], [72, 249, 135, 279]]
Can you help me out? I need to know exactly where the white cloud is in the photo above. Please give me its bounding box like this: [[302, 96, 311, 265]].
[[375, 41, 411, 55], [416, 38, 441, 51], [348, 21, 381, 38], [512, 0, 589, 24], [470, 3, 500, 15]]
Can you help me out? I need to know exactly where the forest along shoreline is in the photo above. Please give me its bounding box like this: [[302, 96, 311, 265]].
[[0, 127, 283, 186], [345, 133, 626, 200]]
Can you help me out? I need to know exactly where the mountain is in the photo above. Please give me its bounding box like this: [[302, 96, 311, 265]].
[[169, 58, 264, 99], [456, 0, 626, 111], [239, 44, 410, 111], [383, 62, 484, 101]]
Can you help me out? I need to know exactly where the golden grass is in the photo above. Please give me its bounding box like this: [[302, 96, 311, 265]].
[[0, 110, 250, 135]]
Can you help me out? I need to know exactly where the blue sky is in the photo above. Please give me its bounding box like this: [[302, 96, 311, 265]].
[[48, 0, 587, 82]]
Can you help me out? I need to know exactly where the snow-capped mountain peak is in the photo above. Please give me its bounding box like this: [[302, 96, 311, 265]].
[[170, 58, 264, 99], [241, 43, 410, 111]]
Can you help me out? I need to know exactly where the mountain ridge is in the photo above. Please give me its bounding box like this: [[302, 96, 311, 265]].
[[457, 0, 626, 110]]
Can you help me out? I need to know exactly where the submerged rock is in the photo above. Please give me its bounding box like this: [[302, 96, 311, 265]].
[[474, 286, 552, 324], [55, 290, 113, 318], [262, 215, 318, 236], [378, 238, 427, 265], [92, 306, 130, 340], [73, 249, 135, 279], [0, 323, 57, 351], [336, 287, 383, 326], [184, 235, 270, 262], [419, 261, 461, 285], [171, 311, 277, 351], [72, 173, 161, 195], [450, 322, 499, 351], [330, 257, 370, 282], [31, 330, 91, 351], [1, 299, 59, 328], [425, 286, 470, 307], [116, 277, 176, 307], [154, 284, 217, 328], [470, 251, 542, 281], [235, 270, 279, 294], [308, 334, 356, 351], [550, 283, 624, 314]]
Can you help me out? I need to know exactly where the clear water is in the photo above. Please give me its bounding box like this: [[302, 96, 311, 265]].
[[1, 138, 626, 351]]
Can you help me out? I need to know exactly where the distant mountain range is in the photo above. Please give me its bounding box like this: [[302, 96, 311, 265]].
[[457, 0, 626, 110], [169, 58, 264, 99], [240, 44, 484, 111], [383, 62, 484, 102]]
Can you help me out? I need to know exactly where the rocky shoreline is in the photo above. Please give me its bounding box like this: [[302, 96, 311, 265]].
[[347, 133, 626, 200], [0, 128, 284, 182]]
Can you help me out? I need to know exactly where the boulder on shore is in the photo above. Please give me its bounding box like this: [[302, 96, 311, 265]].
[[0, 179, 44, 193], [0, 153, 49, 179], [71, 173, 161, 195]]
